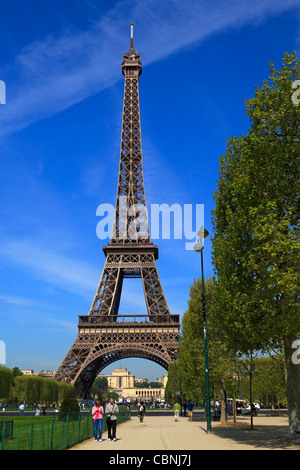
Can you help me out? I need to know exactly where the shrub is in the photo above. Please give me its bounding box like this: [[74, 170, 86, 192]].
[[59, 387, 79, 420]]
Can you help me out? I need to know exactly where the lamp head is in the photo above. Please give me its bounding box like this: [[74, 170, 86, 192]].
[[197, 227, 209, 239], [193, 240, 203, 252]]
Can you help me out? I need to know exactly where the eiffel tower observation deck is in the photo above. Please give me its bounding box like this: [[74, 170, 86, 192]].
[[54, 25, 180, 398]]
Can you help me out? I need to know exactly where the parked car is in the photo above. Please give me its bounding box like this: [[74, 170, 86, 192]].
[[245, 403, 260, 410]]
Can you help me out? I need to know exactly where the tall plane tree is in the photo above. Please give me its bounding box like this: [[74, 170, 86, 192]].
[[211, 52, 300, 437]]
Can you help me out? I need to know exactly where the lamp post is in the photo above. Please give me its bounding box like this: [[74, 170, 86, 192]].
[[194, 227, 212, 433]]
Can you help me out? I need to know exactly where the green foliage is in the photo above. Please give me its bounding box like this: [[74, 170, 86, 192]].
[[149, 382, 163, 388], [165, 360, 180, 402], [177, 277, 238, 402], [59, 387, 79, 419], [13, 376, 43, 403], [57, 382, 74, 402], [211, 51, 300, 352], [104, 391, 119, 402], [211, 51, 300, 434], [135, 381, 163, 388], [91, 377, 108, 397], [12, 375, 70, 404], [0, 365, 13, 401], [252, 354, 287, 406]]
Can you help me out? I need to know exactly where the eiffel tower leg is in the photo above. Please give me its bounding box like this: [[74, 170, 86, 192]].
[[88, 258, 123, 317], [54, 259, 124, 388], [140, 254, 170, 317]]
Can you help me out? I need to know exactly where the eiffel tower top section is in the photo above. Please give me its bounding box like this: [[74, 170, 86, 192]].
[[110, 24, 151, 247], [121, 23, 142, 77]]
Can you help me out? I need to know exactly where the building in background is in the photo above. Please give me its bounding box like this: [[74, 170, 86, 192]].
[[20, 369, 56, 377], [98, 367, 166, 403]]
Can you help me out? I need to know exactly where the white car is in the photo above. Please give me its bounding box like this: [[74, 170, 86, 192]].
[[245, 403, 260, 410]]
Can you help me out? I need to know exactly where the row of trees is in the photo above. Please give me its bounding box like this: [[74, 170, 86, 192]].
[[0, 365, 73, 404], [166, 277, 287, 412], [167, 52, 300, 437]]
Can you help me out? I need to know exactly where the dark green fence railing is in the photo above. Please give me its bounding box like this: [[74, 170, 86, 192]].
[[0, 410, 130, 450]]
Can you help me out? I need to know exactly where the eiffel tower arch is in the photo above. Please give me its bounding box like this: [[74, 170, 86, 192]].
[[54, 25, 180, 398]]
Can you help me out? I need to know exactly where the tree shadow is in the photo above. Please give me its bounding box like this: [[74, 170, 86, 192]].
[[210, 422, 300, 450]]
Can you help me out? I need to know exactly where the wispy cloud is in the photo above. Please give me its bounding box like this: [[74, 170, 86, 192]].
[[0, 237, 153, 314], [1, 0, 299, 138], [0, 238, 100, 298], [0, 293, 34, 307]]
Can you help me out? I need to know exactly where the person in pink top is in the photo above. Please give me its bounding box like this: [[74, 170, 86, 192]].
[[92, 400, 104, 441]]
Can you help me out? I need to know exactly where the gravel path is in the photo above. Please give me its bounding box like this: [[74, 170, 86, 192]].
[[70, 413, 300, 451]]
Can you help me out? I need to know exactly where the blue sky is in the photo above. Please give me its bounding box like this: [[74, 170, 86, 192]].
[[0, 0, 299, 381]]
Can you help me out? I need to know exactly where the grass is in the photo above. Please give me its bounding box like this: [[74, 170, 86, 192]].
[[1, 410, 130, 450]]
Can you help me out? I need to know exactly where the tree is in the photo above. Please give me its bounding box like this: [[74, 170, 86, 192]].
[[253, 355, 287, 412], [11, 367, 23, 380], [165, 360, 181, 403], [91, 377, 108, 397], [13, 375, 44, 404], [105, 391, 119, 402], [41, 378, 59, 404], [59, 386, 79, 420], [149, 382, 163, 388], [0, 366, 12, 401], [179, 276, 238, 420], [58, 382, 74, 402], [211, 51, 300, 437], [12, 375, 65, 405]]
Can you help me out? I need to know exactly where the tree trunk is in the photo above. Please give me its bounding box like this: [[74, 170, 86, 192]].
[[233, 398, 237, 423], [249, 352, 253, 430], [220, 400, 225, 423], [283, 333, 300, 438], [277, 398, 281, 417], [220, 382, 227, 424]]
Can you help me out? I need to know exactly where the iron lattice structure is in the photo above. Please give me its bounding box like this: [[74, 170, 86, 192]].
[[54, 26, 180, 397]]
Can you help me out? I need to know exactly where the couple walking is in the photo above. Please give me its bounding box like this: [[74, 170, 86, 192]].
[[92, 397, 119, 442]]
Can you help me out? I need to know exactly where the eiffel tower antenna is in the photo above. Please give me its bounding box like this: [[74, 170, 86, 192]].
[[131, 22, 134, 39], [54, 26, 180, 398]]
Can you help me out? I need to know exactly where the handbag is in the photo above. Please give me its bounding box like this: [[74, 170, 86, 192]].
[[106, 404, 116, 422]]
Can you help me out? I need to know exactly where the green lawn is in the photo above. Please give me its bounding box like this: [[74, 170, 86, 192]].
[[1, 410, 130, 450]]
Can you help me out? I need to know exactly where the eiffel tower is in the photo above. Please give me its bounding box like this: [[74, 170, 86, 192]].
[[54, 25, 180, 397]]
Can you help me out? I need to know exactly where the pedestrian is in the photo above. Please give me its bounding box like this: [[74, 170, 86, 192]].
[[42, 404, 47, 416], [105, 398, 119, 441], [183, 401, 187, 417], [92, 400, 104, 442], [138, 401, 145, 422], [173, 401, 181, 422], [19, 403, 25, 416], [187, 400, 193, 422]]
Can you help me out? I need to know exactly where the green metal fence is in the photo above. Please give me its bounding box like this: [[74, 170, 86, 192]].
[[0, 410, 130, 450], [0, 421, 13, 442]]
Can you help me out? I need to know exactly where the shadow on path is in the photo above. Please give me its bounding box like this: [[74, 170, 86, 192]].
[[207, 421, 300, 450]]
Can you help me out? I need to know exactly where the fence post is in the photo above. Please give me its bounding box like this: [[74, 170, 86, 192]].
[[50, 418, 54, 450], [65, 415, 69, 449], [77, 414, 81, 443], [86, 413, 89, 439], [30, 422, 34, 450], [1, 426, 5, 451]]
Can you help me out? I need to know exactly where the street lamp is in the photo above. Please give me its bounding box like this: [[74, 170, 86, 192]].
[[194, 226, 212, 433]]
